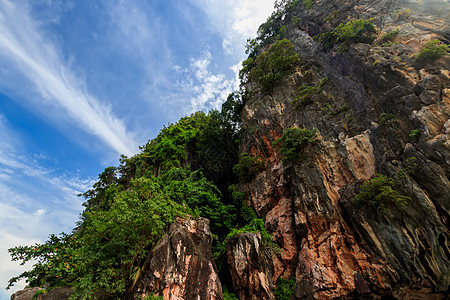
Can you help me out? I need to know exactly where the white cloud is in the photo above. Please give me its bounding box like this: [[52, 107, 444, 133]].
[[172, 51, 239, 113], [188, 0, 275, 56], [0, 0, 137, 156]]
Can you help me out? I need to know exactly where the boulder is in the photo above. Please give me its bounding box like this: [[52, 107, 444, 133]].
[[130, 218, 223, 300], [226, 232, 274, 300]]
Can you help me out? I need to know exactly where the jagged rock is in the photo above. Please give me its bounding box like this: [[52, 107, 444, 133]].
[[226, 232, 274, 300], [130, 218, 223, 300]]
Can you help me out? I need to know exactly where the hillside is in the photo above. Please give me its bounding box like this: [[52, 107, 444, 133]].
[[9, 0, 450, 299]]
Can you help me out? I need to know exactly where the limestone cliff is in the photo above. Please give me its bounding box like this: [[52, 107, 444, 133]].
[[229, 0, 449, 299]]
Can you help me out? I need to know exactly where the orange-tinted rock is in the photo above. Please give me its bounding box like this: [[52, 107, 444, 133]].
[[131, 218, 223, 300]]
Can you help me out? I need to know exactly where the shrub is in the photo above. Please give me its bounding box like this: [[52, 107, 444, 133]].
[[319, 77, 329, 87], [354, 174, 410, 211], [403, 157, 418, 176], [329, 104, 349, 116], [396, 157, 418, 179], [32, 289, 47, 300], [222, 285, 239, 300], [414, 39, 449, 63], [162, 168, 236, 240], [225, 218, 280, 256], [409, 129, 420, 140], [273, 127, 317, 163], [317, 18, 377, 51], [233, 153, 265, 183], [240, 1, 301, 82], [303, 0, 314, 9], [324, 9, 338, 23], [248, 39, 299, 93], [291, 85, 322, 109], [378, 112, 396, 125], [377, 29, 400, 46], [394, 8, 411, 21], [274, 277, 296, 300]]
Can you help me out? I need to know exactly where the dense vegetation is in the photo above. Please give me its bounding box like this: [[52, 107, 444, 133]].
[[240, 0, 300, 82], [7, 96, 251, 299]]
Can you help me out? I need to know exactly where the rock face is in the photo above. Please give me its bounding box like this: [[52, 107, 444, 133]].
[[232, 0, 450, 298], [130, 218, 223, 300], [226, 232, 274, 299]]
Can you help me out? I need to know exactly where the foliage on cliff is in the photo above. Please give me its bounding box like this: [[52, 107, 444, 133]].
[[273, 127, 317, 163], [316, 18, 377, 51], [354, 174, 410, 212], [240, 0, 299, 82], [247, 38, 299, 93], [413, 39, 449, 63], [7, 92, 255, 298]]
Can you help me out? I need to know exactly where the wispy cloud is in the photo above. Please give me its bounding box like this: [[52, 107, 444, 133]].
[[0, 0, 137, 156], [107, 1, 160, 58], [0, 115, 93, 299]]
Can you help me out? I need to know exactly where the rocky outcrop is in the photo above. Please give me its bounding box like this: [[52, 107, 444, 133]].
[[235, 0, 450, 298], [226, 232, 274, 299], [130, 218, 223, 300], [11, 286, 72, 300], [11, 288, 44, 300]]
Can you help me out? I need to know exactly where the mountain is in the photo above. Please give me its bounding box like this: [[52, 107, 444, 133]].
[[9, 0, 449, 299]]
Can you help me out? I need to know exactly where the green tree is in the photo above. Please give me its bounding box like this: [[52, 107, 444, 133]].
[[274, 277, 296, 300], [79, 166, 118, 211], [248, 39, 299, 93], [8, 103, 247, 298]]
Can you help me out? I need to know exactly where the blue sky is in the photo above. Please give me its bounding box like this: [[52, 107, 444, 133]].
[[0, 0, 275, 298]]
